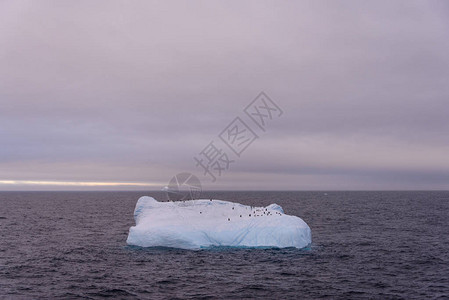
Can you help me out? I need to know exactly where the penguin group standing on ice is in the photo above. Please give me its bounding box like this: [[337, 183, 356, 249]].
[[192, 200, 282, 222]]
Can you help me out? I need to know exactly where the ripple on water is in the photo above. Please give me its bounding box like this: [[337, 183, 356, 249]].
[[0, 191, 448, 299]]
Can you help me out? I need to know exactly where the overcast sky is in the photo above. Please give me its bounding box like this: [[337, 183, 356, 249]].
[[1, 1, 448, 191]]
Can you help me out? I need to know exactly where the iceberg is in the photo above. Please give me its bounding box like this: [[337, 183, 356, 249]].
[[126, 196, 311, 249]]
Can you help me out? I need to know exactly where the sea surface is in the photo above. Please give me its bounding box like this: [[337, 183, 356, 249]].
[[1, 191, 448, 299]]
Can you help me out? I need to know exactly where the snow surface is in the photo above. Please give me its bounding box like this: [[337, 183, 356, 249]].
[[126, 196, 311, 249]]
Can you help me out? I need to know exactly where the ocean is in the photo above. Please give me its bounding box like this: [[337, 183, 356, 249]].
[[1, 191, 448, 299]]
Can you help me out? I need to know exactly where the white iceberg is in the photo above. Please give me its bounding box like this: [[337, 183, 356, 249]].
[[126, 196, 311, 250]]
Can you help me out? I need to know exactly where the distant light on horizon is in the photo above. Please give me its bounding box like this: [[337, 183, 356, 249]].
[[0, 180, 160, 187]]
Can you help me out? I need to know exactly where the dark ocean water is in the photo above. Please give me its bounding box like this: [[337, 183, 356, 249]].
[[1, 191, 448, 299]]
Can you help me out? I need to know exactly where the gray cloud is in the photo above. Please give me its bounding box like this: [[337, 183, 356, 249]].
[[1, 0, 448, 190]]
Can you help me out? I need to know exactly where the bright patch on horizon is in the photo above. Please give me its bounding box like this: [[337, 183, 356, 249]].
[[0, 180, 159, 187]]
